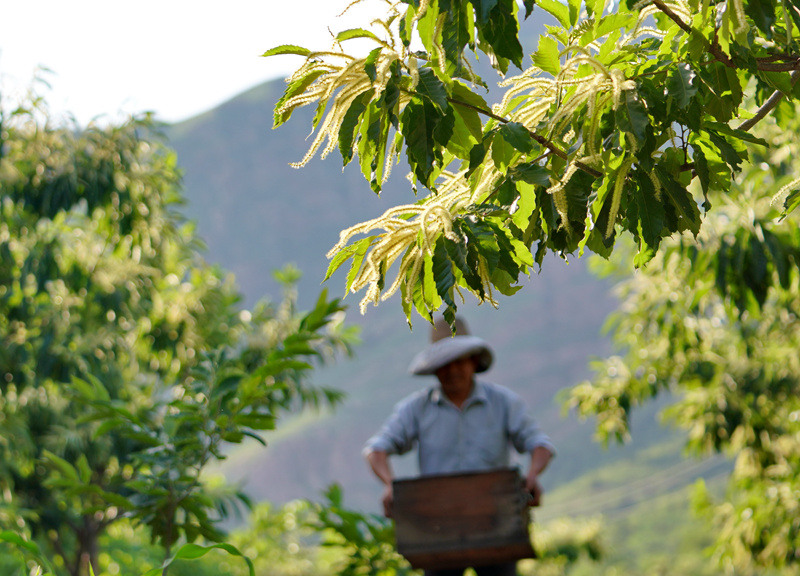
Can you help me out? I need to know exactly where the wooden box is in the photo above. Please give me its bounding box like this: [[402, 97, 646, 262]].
[[392, 468, 536, 570]]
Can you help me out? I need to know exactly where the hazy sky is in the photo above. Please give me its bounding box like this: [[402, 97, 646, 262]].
[[0, 0, 377, 125]]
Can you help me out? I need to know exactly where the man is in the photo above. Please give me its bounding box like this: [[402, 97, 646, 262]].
[[363, 316, 555, 576]]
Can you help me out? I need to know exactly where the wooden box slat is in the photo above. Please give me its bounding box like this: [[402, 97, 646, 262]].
[[393, 468, 536, 570]]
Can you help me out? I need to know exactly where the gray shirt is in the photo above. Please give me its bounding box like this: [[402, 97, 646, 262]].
[[363, 380, 556, 475]]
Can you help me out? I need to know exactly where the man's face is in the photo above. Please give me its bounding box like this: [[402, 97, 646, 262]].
[[435, 354, 477, 399]]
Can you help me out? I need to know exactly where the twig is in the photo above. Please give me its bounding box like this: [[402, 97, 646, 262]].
[[651, 0, 800, 72], [738, 70, 800, 131], [448, 97, 604, 178]]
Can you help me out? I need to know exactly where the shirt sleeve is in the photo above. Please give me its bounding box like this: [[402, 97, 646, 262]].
[[505, 389, 557, 457], [362, 392, 422, 457]]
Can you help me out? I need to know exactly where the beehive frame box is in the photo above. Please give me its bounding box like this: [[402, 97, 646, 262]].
[[392, 468, 536, 570]]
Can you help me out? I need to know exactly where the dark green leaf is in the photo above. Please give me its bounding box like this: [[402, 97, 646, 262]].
[[655, 165, 701, 235], [498, 122, 534, 153], [509, 163, 551, 186], [667, 64, 698, 109], [616, 90, 649, 141], [416, 68, 449, 111]]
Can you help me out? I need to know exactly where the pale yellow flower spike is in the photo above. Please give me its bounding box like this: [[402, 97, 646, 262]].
[[605, 156, 635, 238], [771, 176, 800, 208]]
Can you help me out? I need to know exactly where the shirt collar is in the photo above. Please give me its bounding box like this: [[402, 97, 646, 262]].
[[429, 380, 487, 406]]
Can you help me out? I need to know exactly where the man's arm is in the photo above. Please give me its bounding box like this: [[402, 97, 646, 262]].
[[365, 449, 395, 517], [525, 445, 553, 506]]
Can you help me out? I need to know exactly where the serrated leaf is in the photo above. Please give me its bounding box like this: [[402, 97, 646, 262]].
[[338, 91, 370, 166], [617, 90, 648, 141], [533, 36, 560, 76], [780, 189, 800, 220], [694, 148, 710, 195], [261, 45, 312, 58], [704, 121, 768, 147], [667, 64, 698, 109], [512, 182, 537, 229], [537, 0, 571, 27], [632, 171, 666, 250], [432, 241, 457, 311], [364, 48, 381, 82], [498, 122, 534, 153], [402, 99, 443, 186], [509, 163, 551, 186], [523, 0, 535, 18], [416, 68, 449, 111], [336, 28, 382, 43], [655, 166, 701, 235]]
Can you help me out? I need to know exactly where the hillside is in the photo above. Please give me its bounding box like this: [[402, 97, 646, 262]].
[[164, 75, 720, 528]]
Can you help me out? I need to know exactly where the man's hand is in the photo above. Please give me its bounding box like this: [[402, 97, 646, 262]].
[[365, 449, 395, 518], [526, 445, 553, 507], [526, 472, 543, 507], [381, 484, 394, 518]]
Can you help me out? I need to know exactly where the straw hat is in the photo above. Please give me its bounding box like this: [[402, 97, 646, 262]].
[[407, 316, 494, 376]]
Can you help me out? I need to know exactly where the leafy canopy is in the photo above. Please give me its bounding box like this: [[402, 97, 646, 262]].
[[0, 94, 358, 576], [265, 0, 800, 326], [569, 102, 800, 572]]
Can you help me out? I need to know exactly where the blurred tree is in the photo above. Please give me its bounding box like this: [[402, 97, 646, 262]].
[[0, 93, 358, 576], [568, 103, 800, 574]]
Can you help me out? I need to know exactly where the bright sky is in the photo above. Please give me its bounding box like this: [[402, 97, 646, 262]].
[[0, 0, 377, 126]]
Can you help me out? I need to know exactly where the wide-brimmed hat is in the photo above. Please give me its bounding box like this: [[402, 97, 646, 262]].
[[408, 316, 494, 376]]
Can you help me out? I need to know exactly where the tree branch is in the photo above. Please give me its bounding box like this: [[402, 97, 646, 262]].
[[448, 97, 604, 179], [738, 70, 800, 131], [651, 0, 800, 72]]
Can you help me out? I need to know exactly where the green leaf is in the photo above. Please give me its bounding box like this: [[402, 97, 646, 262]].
[[325, 238, 370, 284], [780, 189, 800, 220], [479, 0, 523, 69], [694, 148, 710, 195], [667, 64, 698, 109], [706, 131, 744, 172], [432, 241, 457, 311], [704, 121, 768, 147], [512, 182, 537, 230], [416, 68, 449, 111], [402, 99, 444, 186], [631, 171, 666, 251], [445, 231, 484, 293], [261, 45, 312, 58], [364, 48, 381, 82], [142, 543, 255, 576], [568, 0, 581, 25], [498, 122, 534, 153], [42, 450, 80, 483], [338, 91, 371, 166], [537, 0, 570, 27], [616, 90, 649, 141], [522, 0, 535, 18], [744, 0, 776, 37], [509, 163, 551, 186], [532, 36, 561, 76], [491, 131, 519, 172], [336, 28, 382, 43], [655, 165, 701, 235]]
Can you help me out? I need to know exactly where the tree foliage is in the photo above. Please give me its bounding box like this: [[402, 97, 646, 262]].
[[0, 96, 358, 576], [266, 0, 800, 325], [568, 104, 800, 573]]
